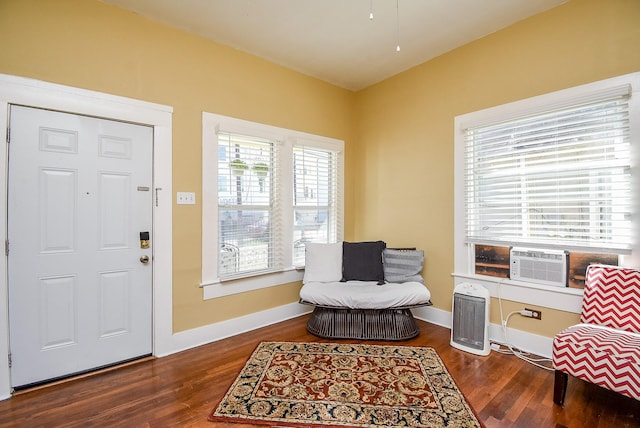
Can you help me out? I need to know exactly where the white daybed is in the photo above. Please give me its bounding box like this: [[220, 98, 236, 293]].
[[299, 241, 432, 340]]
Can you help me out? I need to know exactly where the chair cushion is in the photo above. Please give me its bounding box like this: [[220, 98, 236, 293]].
[[300, 280, 431, 310], [552, 323, 640, 400], [581, 265, 640, 333]]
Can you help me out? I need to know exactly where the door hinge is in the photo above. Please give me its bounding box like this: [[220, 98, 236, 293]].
[[5, 240, 8, 256], [6, 126, 9, 144], [8, 353, 11, 368]]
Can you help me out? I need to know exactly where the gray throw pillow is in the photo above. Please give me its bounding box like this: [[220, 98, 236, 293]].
[[383, 249, 424, 284]]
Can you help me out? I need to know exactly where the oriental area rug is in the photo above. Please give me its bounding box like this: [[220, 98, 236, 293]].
[[209, 341, 483, 427]]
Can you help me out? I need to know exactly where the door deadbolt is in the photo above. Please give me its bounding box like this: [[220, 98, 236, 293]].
[[140, 231, 150, 249], [140, 255, 150, 264]]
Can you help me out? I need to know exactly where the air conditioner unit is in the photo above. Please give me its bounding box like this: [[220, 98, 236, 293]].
[[450, 283, 490, 356], [509, 247, 568, 287]]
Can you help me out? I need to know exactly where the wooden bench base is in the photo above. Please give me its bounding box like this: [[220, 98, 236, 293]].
[[305, 306, 426, 341]]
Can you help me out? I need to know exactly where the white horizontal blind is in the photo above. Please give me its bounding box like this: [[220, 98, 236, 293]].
[[464, 95, 631, 252], [292, 145, 341, 265], [217, 132, 282, 279]]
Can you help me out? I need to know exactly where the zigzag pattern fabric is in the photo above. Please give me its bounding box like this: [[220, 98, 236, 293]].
[[553, 324, 640, 400], [553, 264, 640, 401], [580, 265, 640, 333]]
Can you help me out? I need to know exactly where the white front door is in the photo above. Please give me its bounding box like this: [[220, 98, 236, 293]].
[[7, 105, 153, 388]]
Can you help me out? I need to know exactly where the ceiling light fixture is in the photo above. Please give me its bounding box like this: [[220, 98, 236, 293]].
[[369, 0, 374, 20], [396, 0, 401, 52]]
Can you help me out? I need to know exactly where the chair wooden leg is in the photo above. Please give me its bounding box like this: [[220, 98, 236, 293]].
[[553, 370, 568, 405]]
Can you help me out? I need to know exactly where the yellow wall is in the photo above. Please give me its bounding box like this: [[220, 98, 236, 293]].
[[1, 0, 638, 338], [0, 0, 355, 332], [353, 0, 640, 337]]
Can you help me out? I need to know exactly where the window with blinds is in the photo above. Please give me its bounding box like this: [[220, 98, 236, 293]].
[[463, 91, 632, 253], [218, 132, 281, 279], [203, 112, 344, 291], [292, 146, 340, 265]]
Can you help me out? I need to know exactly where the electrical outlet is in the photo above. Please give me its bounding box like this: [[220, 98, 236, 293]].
[[525, 308, 542, 320]]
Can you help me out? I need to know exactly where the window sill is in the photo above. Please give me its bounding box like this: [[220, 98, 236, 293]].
[[201, 268, 304, 300], [451, 272, 583, 314]]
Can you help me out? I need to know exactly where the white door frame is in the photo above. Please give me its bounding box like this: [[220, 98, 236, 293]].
[[0, 74, 173, 399]]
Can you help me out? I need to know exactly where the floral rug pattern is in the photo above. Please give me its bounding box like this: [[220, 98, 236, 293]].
[[209, 342, 482, 427]]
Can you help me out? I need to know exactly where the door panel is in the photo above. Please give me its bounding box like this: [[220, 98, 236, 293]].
[[99, 172, 130, 249], [39, 168, 77, 253], [39, 275, 77, 349], [99, 270, 131, 338], [8, 105, 153, 388]]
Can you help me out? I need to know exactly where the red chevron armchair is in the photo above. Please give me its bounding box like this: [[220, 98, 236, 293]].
[[552, 264, 640, 405]]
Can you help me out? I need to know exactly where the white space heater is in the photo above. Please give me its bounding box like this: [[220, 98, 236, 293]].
[[450, 283, 490, 356]]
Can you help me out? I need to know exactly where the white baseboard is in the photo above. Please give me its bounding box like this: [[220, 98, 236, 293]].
[[158, 302, 313, 357], [413, 306, 553, 359], [161, 304, 553, 360]]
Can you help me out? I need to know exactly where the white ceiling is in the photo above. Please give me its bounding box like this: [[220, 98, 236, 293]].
[[102, 0, 566, 91]]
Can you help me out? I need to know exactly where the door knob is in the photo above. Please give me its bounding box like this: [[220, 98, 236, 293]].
[[140, 255, 150, 264]]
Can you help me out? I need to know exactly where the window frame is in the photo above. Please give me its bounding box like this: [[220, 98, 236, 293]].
[[453, 72, 640, 312], [201, 112, 344, 299]]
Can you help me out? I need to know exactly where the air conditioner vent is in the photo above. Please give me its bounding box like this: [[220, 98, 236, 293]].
[[510, 247, 568, 287]]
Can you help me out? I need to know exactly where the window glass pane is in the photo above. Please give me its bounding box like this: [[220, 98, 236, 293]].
[[218, 132, 275, 279], [218, 134, 272, 207], [217, 175, 227, 193], [293, 209, 329, 263], [219, 209, 271, 276], [292, 146, 338, 265]]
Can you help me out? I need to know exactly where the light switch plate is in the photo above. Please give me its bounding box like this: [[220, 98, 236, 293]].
[[177, 192, 196, 205]]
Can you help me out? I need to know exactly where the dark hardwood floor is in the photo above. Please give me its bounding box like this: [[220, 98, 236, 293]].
[[0, 315, 638, 427]]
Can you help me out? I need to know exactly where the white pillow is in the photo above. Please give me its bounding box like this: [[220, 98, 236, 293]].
[[303, 242, 343, 284]]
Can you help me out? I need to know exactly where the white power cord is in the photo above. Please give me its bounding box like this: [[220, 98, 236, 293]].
[[495, 280, 553, 371]]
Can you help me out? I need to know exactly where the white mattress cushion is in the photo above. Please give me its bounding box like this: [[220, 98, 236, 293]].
[[300, 280, 431, 309]]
